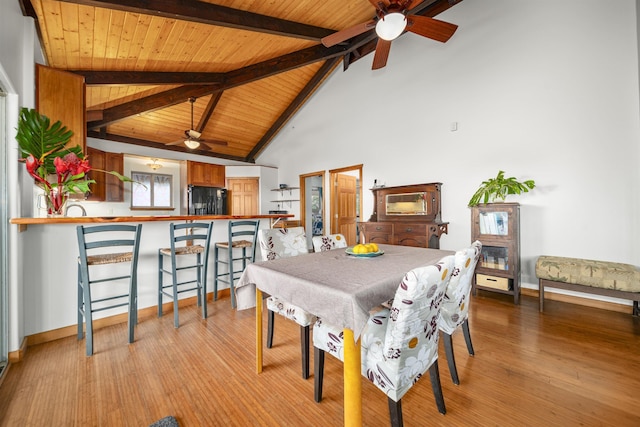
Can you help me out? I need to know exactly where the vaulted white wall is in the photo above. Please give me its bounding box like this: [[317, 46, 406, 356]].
[[259, 0, 640, 289]]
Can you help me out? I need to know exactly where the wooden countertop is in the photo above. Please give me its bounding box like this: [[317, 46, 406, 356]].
[[10, 214, 294, 227]]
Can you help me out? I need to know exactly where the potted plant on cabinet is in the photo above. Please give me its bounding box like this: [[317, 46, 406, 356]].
[[468, 170, 535, 207]]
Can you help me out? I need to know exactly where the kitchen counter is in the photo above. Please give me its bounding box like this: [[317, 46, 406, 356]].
[[10, 214, 294, 232], [11, 213, 294, 338], [10, 213, 293, 226]]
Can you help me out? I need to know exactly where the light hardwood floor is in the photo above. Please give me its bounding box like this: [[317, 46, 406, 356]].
[[0, 292, 639, 426]]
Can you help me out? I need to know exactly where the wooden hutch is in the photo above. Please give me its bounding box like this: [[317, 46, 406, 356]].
[[359, 183, 448, 249]]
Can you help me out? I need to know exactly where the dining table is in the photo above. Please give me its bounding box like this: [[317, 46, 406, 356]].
[[235, 243, 453, 427]]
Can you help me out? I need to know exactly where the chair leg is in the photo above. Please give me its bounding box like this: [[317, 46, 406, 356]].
[[387, 397, 403, 427], [158, 252, 164, 318], [267, 309, 275, 348], [442, 332, 459, 385], [128, 275, 136, 344], [633, 301, 639, 316], [314, 347, 325, 402], [172, 257, 180, 329], [462, 318, 475, 356], [82, 274, 94, 356], [229, 245, 236, 309], [201, 252, 208, 320], [213, 245, 219, 301], [196, 253, 202, 308], [300, 325, 310, 379], [428, 360, 446, 415], [77, 264, 84, 340]]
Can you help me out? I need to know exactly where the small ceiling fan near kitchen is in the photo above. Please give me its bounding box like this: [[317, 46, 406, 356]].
[[322, 0, 458, 70], [167, 97, 228, 150]]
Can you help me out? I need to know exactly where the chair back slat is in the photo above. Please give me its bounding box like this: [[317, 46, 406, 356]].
[[77, 225, 142, 254], [168, 222, 214, 250]]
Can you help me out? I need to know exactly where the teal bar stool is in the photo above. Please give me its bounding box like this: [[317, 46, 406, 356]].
[[76, 224, 143, 356], [213, 220, 260, 308], [158, 222, 213, 328]]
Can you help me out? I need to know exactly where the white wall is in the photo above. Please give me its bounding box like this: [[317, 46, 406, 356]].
[[259, 0, 640, 291], [0, 0, 38, 353]]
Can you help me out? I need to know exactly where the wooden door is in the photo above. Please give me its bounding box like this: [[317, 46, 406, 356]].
[[332, 173, 357, 245], [227, 178, 259, 216]]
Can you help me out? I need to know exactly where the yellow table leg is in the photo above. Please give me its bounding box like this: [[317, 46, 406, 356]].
[[256, 288, 263, 374], [343, 328, 362, 427]]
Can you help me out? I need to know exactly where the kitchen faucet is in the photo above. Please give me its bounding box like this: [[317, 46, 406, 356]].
[[65, 204, 87, 216]]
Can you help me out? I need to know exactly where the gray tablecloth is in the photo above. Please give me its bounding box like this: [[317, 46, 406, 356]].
[[235, 244, 453, 339]]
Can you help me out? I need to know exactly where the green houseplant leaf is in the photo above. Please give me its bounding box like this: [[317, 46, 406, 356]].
[[15, 107, 83, 175], [468, 170, 535, 206]]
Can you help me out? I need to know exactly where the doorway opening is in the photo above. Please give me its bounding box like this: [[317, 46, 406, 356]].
[[329, 165, 363, 247], [300, 171, 325, 250]]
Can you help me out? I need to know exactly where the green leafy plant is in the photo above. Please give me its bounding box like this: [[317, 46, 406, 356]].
[[15, 107, 82, 173], [468, 170, 535, 207]]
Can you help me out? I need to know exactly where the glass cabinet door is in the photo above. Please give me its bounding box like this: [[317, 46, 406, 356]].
[[477, 211, 509, 236]]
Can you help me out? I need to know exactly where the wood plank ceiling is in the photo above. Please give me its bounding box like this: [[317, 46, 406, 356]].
[[20, 0, 463, 163]]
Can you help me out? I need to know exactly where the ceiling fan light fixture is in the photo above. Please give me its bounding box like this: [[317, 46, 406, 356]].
[[184, 139, 200, 150], [375, 13, 407, 41], [187, 129, 202, 139]]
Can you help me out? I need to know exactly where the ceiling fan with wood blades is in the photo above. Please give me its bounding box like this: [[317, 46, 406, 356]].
[[167, 97, 228, 150], [321, 0, 458, 70]]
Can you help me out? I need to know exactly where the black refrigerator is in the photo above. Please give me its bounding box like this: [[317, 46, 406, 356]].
[[187, 185, 228, 215]]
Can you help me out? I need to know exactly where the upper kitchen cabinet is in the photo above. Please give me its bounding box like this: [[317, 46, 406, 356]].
[[186, 161, 225, 187], [85, 147, 124, 202], [36, 64, 86, 152]]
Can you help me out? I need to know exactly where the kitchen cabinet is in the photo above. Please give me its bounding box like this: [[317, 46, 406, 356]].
[[186, 161, 225, 187], [85, 147, 123, 202], [105, 152, 124, 202]]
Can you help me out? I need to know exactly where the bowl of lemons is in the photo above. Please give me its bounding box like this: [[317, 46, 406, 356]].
[[345, 243, 384, 258]]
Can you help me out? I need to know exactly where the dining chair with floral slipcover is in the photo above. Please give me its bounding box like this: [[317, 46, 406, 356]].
[[438, 240, 482, 385], [311, 233, 347, 253], [258, 226, 315, 379], [313, 255, 455, 427]]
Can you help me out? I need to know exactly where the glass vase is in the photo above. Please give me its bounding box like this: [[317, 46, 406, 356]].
[[45, 188, 68, 217]]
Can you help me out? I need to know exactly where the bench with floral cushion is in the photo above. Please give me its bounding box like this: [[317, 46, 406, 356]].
[[536, 256, 640, 316]]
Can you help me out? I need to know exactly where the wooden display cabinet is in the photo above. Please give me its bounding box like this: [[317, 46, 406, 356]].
[[471, 203, 521, 304], [359, 183, 448, 249]]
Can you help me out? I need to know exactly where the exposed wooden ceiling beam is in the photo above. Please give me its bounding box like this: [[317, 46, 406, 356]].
[[87, 84, 220, 129], [59, 0, 335, 41], [197, 92, 223, 133], [247, 57, 342, 162], [86, 41, 360, 129], [68, 71, 226, 86], [87, 130, 248, 163]]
